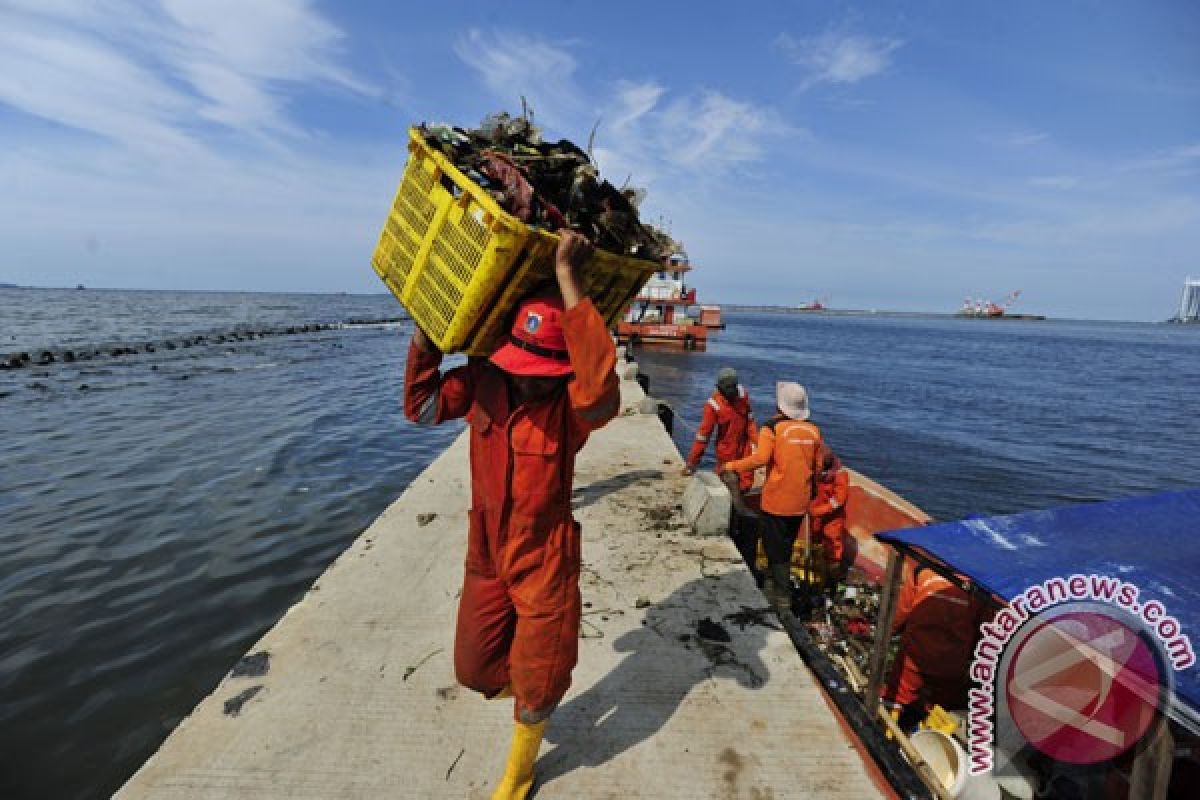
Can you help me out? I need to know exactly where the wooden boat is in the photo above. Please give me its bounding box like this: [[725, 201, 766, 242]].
[[842, 469, 930, 581]]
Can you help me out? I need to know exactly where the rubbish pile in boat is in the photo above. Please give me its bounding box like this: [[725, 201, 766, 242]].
[[419, 111, 674, 262], [802, 570, 893, 678]]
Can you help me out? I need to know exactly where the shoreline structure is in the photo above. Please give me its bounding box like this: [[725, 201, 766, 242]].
[[116, 351, 886, 799]]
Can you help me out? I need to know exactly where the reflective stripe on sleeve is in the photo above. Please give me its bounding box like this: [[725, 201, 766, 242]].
[[415, 389, 440, 425]]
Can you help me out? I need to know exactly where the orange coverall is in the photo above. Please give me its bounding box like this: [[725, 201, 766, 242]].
[[403, 299, 619, 723], [723, 418, 824, 517], [885, 568, 978, 710], [686, 386, 757, 491], [808, 466, 849, 565]]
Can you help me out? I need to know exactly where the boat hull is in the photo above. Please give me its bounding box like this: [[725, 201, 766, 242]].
[[730, 468, 929, 585], [842, 469, 929, 581], [616, 322, 708, 350]]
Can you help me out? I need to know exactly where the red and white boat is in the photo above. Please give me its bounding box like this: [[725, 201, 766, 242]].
[[617, 249, 716, 349]]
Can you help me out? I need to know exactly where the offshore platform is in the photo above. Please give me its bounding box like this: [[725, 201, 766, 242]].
[[1172, 276, 1200, 323]]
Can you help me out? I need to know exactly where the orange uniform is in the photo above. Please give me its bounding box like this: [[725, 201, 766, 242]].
[[404, 299, 619, 723], [723, 418, 823, 516], [809, 465, 849, 565], [686, 386, 757, 490], [885, 568, 978, 710]]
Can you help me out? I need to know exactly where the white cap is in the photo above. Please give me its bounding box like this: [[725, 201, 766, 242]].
[[776, 381, 810, 421]]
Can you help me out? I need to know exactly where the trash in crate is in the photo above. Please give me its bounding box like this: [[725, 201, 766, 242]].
[[417, 110, 673, 262], [371, 109, 666, 356]]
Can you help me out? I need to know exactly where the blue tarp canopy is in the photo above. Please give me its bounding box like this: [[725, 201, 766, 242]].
[[875, 489, 1200, 719]]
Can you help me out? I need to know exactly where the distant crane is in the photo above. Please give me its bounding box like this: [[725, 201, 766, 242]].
[[959, 290, 1021, 317], [995, 290, 1021, 313]]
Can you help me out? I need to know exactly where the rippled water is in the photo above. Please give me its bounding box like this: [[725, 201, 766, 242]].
[[2, 294, 1198, 799], [1, 289, 460, 799], [640, 312, 1200, 521]]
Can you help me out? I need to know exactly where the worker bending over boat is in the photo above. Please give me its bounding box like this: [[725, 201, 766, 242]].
[[883, 566, 980, 730], [720, 382, 824, 608], [403, 231, 620, 800], [682, 367, 757, 492]]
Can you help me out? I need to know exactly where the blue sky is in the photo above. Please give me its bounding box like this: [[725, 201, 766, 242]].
[[2, 1, 1198, 320]]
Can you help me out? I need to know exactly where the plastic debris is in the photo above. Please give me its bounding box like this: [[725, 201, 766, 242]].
[[417, 110, 675, 262]]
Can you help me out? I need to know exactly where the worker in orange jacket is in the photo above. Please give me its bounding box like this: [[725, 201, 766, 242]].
[[404, 231, 619, 800], [720, 382, 823, 608], [884, 566, 979, 730], [808, 448, 850, 576], [682, 367, 757, 491]]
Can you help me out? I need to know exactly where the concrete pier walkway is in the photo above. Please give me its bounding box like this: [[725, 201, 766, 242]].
[[116, 367, 885, 799]]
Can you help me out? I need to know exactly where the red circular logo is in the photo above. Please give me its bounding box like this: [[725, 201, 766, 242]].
[[1005, 609, 1163, 764]]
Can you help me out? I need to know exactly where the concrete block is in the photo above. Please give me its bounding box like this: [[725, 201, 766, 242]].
[[682, 471, 732, 537], [637, 395, 659, 415]]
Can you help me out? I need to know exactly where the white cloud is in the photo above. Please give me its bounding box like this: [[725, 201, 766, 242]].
[[0, 19, 200, 158], [0, 0, 377, 149], [0, 0, 391, 291], [1002, 131, 1050, 147], [610, 81, 665, 131], [775, 30, 901, 90], [1028, 175, 1079, 189], [455, 30, 790, 191], [453, 29, 583, 130], [653, 91, 783, 170], [1120, 142, 1200, 175], [161, 0, 370, 92]]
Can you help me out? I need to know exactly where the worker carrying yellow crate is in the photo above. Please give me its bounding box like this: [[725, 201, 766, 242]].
[[384, 114, 669, 798], [403, 230, 621, 800]]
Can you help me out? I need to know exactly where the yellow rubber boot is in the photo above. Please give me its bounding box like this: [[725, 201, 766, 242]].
[[490, 719, 547, 800]]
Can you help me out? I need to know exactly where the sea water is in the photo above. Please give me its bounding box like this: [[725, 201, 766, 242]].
[[2, 291, 1198, 798]]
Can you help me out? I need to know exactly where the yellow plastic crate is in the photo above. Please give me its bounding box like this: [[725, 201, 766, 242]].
[[372, 128, 659, 356]]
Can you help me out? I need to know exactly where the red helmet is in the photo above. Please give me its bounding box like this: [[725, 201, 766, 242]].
[[489, 295, 574, 377]]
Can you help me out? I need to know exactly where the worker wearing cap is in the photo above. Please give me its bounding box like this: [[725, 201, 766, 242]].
[[404, 231, 619, 800], [682, 367, 757, 492], [720, 382, 824, 608], [884, 566, 980, 730]]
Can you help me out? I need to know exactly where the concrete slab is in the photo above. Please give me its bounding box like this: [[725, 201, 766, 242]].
[[116, 363, 885, 800], [682, 471, 733, 537]]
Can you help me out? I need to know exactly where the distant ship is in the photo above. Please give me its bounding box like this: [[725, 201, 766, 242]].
[[956, 290, 1044, 320], [957, 290, 1019, 318], [1169, 277, 1200, 324]]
